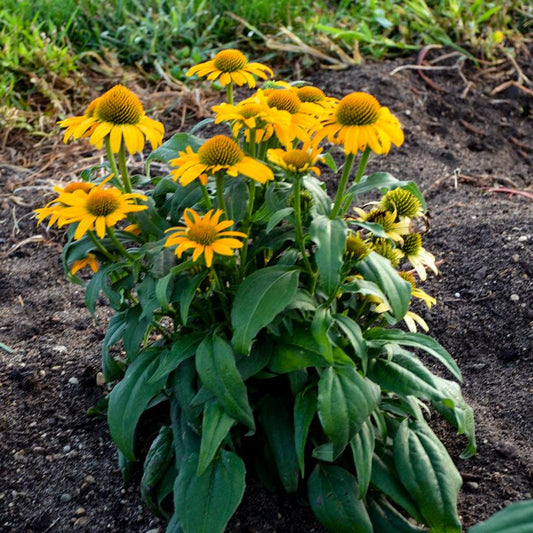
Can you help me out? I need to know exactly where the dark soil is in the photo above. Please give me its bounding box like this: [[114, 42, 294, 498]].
[[1, 47, 532, 532]]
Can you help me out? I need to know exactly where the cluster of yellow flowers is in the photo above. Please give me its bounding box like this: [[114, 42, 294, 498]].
[[36, 48, 436, 326]]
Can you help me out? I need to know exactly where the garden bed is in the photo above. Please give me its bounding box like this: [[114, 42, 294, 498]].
[[0, 48, 531, 532]]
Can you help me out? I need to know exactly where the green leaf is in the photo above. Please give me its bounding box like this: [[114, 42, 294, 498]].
[[146, 132, 204, 169], [310, 214, 347, 296], [137, 275, 160, 321], [294, 388, 317, 476], [371, 452, 423, 523], [85, 262, 126, 314], [174, 451, 245, 533], [108, 349, 168, 460], [311, 307, 334, 364], [394, 420, 462, 532], [308, 464, 373, 533], [431, 375, 476, 459], [365, 328, 462, 382], [269, 326, 355, 373], [367, 349, 446, 402], [223, 178, 249, 223], [348, 172, 426, 212], [367, 494, 427, 532], [175, 271, 207, 325], [231, 266, 299, 354], [196, 334, 255, 431], [266, 207, 294, 233], [258, 395, 300, 493], [148, 332, 204, 384], [198, 401, 236, 476], [468, 499, 533, 533], [333, 313, 368, 372], [350, 420, 375, 498], [303, 175, 331, 215], [317, 367, 380, 457], [356, 252, 411, 321]]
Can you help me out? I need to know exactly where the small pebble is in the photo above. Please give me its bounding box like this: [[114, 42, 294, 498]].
[[68, 377, 79, 385], [74, 507, 86, 517], [95, 372, 106, 386], [518, 235, 528, 242], [454, 292, 461, 298], [73, 516, 90, 528], [60, 493, 72, 503], [63, 445, 71, 453], [465, 481, 479, 491], [510, 294, 520, 302]]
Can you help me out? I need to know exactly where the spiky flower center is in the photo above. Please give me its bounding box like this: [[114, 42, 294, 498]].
[[365, 208, 396, 232], [382, 188, 422, 218], [346, 233, 370, 260], [96, 85, 144, 125], [372, 239, 401, 268], [297, 86, 325, 103], [63, 182, 94, 194], [239, 104, 265, 119], [402, 233, 423, 256], [187, 222, 218, 245], [283, 150, 312, 170], [198, 135, 244, 167], [336, 92, 380, 127], [267, 91, 300, 114], [399, 271, 416, 291], [213, 49, 248, 72], [86, 189, 120, 217]]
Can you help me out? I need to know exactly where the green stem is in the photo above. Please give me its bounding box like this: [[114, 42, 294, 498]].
[[104, 137, 120, 184], [87, 230, 115, 262], [238, 182, 256, 278], [215, 173, 227, 216], [107, 226, 135, 261], [211, 268, 231, 322], [353, 147, 371, 186], [118, 141, 133, 193], [293, 175, 315, 282], [200, 183, 213, 210], [226, 83, 234, 105], [330, 152, 355, 219]]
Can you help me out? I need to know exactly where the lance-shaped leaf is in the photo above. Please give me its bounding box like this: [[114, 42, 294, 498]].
[[468, 499, 533, 533], [367, 494, 427, 533], [257, 395, 300, 493], [294, 388, 317, 476], [174, 451, 245, 533], [310, 214, 347, 297], [146, 132, 204, 168], [365, 327, 462, 382], [350, 419, 375, 498], [196, 335, 254, 431], [198, 400, 236, 476], [318, 366, 380, 457], [394, 420, 462, 532], [356, 252, 411, 321], [308, 464, 373, 533], [108, 349, 168, 460], [231, 266, 299, 354]]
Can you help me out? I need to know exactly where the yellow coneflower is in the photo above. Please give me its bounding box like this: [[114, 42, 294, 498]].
[[353, 207, 410, 243], [45, 180, 148, 240], [314, 92, 404, 155], [35, 181, 95, 227], [187, 49, 273, 87], [165, 208, 246, 267], [345, 232, 371, 261], [380, 188, 424, 219], [267, 142, 323, 176], [256, 89, 319, 145], [58, 97, 101, 143], [212, 100, 291, 143], [399, 271, 436, 309], [69, 253, 99, 275], [169, 135, 274, 186], [58, 85, 164, 154], [401, 233, 438, 281], [371, 239, 403, 268]]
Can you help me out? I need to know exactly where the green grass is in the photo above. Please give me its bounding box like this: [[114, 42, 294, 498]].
[[0, 0, 531, 121]]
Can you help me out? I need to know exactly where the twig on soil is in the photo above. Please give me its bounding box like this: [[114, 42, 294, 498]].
[[2, 235, 46, 257], [510, 137, 533, 152], [490, 80, 533, 98], [459, 120, 487, 136], [482, 187, 533, 201]]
